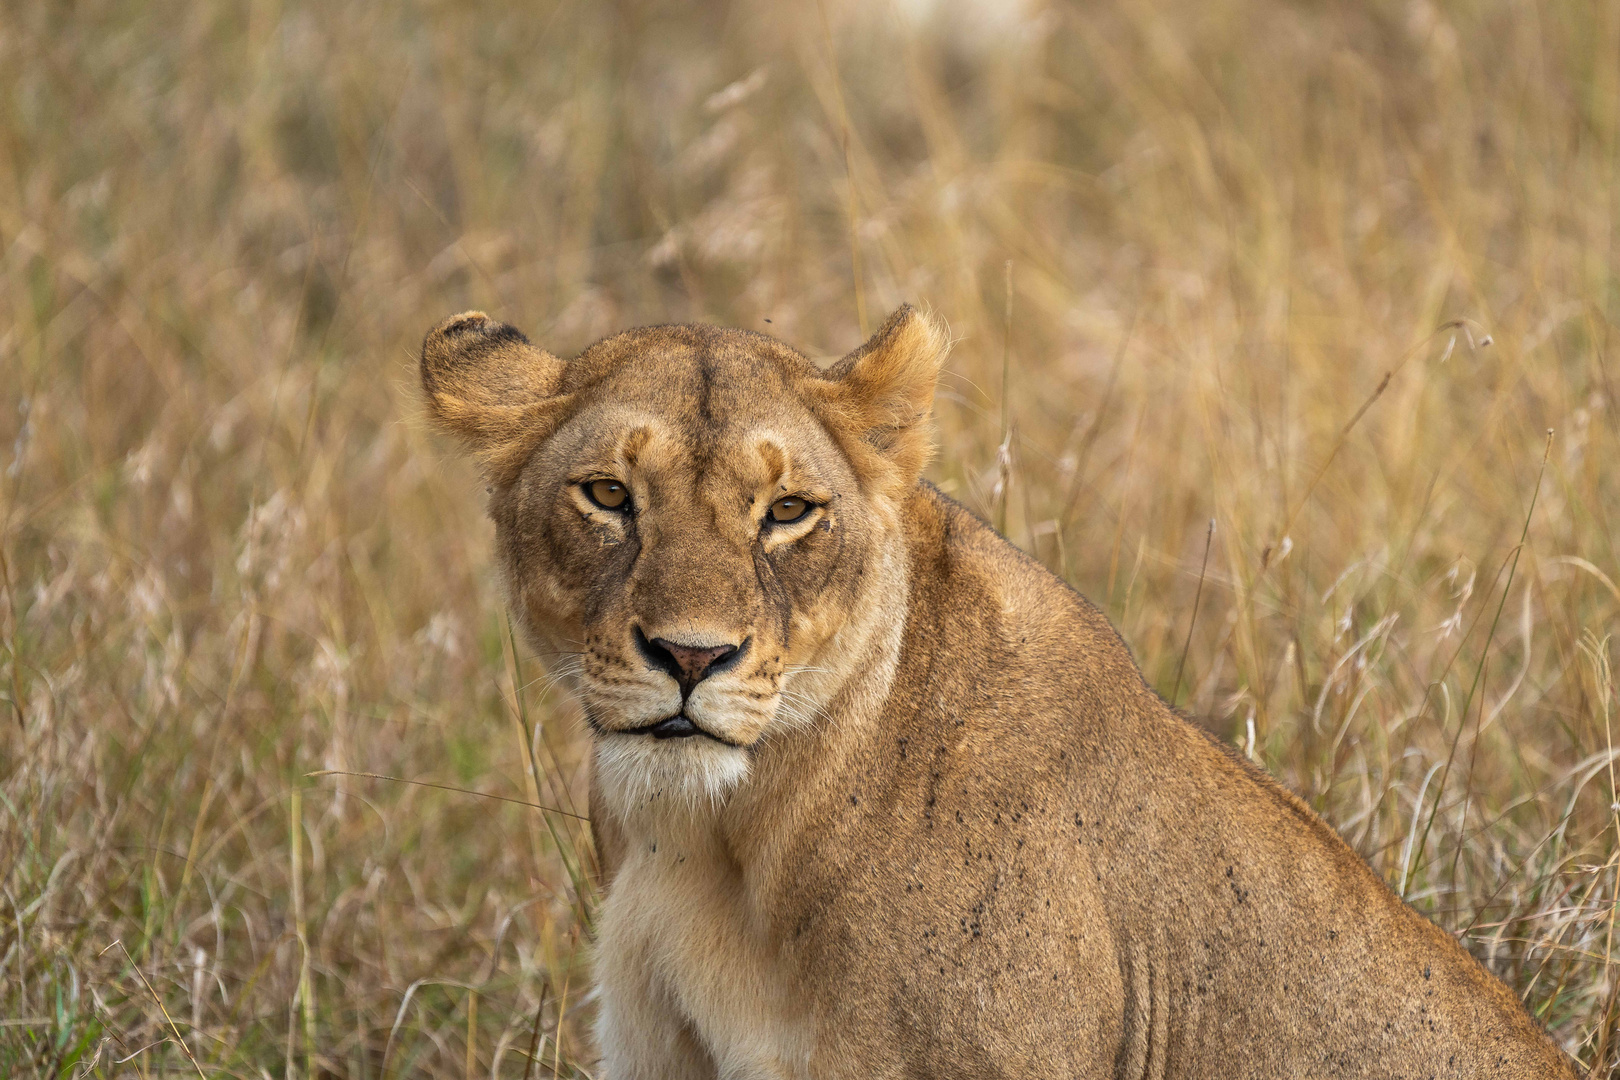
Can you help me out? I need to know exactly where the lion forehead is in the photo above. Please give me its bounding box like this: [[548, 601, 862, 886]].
[[540, 367, 845, 495], [561, 323, 819, 398]]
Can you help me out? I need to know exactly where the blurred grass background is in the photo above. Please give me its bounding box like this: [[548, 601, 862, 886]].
[[2, 0, 1618, 1075]]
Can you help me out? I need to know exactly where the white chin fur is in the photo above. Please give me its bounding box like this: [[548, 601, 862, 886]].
[[595, 733, 752, 811]]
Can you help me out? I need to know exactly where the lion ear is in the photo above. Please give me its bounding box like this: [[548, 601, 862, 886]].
[[419, 311, 569, 486], [818, 304, 949, 490]]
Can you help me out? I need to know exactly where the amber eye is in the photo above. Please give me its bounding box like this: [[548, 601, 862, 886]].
[[769, 496, 812, 523], [586, 478, 629, 510]]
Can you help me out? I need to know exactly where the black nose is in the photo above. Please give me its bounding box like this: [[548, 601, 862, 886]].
[[635, 629, 745, 696]]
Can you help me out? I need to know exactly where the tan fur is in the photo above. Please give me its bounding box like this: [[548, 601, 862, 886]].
[[421, 307, 1576, 1079]]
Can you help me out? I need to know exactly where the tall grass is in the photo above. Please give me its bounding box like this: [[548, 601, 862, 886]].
[[2, 0, 1617, 1075]]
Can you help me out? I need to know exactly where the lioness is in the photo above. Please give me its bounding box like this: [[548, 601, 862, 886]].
[[420, 306, 1576, 1079]]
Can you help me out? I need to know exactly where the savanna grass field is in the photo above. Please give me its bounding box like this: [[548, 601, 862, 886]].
[[3, 0, 1619, 1075]]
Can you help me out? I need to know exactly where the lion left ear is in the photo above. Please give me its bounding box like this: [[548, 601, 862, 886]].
[[816, 304, 950, 491]]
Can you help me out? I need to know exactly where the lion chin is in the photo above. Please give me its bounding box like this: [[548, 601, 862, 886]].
[[581, 662, 787, 810], [593, 733, 752, 811], [421, 305, 1576, 1080]]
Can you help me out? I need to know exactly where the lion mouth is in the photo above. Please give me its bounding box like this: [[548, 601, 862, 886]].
[[620, 713, 741, 747]]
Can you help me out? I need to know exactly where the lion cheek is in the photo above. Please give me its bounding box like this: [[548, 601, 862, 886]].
[[785, 596, 858, 662]]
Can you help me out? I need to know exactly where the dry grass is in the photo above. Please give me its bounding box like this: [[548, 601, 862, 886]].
[[2, 0, 1618, 1075]]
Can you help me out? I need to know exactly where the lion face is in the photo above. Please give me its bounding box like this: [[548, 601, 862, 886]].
[[421, 307, 947, 804]]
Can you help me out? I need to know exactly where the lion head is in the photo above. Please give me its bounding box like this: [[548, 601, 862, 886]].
[[420, 306, 948, 808]]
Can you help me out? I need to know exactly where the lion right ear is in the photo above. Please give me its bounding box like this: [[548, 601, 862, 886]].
[[419, 312, 570, 486]]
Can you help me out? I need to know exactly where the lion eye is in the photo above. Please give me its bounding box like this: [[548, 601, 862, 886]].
[[769, 496, 812, 524], [586, 478, 630, 510]]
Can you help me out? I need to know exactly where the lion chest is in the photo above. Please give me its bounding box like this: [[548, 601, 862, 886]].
[[595, 839, 812, 1078]]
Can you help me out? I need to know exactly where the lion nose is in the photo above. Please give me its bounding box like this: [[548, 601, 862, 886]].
[[635, 629, 746, 696]]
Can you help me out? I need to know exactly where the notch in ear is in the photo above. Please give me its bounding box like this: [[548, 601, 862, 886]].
[[817, 304, 950, 492], [420, 311, 569, 486]]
